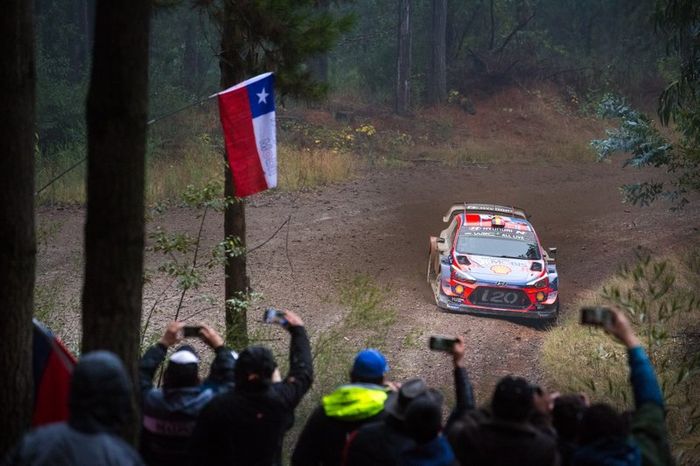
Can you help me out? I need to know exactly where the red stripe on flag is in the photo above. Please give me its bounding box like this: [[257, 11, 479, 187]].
[[218, 88, 268, 197], [32, 351, 72, 426]]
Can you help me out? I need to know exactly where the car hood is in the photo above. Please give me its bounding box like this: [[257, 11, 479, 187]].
[[461, 255, 544, 285]]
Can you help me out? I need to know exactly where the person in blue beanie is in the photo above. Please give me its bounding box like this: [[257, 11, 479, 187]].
[[572, 308, 674, 466], [292, 349, 393, 466]]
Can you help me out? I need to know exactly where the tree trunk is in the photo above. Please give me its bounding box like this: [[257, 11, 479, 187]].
[[82, 0, 151, 444], [0, 0, 35, 456], [308, 0, 331, 84], [427, 0, 447, 105], [182, 14, 200, 94], [395, 0, 412, 115], [220, 0, 250, 349]]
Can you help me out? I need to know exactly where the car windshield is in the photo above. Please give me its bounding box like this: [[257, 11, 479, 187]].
[[456, 229, 541, 260]]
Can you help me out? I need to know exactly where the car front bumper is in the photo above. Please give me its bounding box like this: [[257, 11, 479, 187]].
[[436, 291, 559, 319]]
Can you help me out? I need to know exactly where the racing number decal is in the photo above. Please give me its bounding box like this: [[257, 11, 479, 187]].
[[480, 288, 518, 304]]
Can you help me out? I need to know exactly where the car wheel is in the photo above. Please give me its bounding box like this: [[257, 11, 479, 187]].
[[539, 301, 560, 329]]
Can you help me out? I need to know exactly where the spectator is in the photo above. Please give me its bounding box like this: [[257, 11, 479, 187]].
[[400, 392, 457, 466], [292, 349, 392, 466], [344, 337, 473, 466], [4, 351, 144, 466], [138, 321, 235, 466], [187, 309, 312, 466], [552, 395, 587, 466], [571, 308, 673, 466], [447, 375, 560, 466]]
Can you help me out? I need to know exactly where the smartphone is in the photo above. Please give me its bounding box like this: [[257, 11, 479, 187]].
[[580, 306, 614, 327], [183, 326, 202, 338], [429, 335, 458, 352], [263, 308, 287, 326]]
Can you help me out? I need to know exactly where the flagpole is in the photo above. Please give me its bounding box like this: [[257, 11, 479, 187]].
[[35, 94, 218, 196]]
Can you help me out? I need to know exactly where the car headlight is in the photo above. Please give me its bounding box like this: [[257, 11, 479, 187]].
[[451, 266, 476, 284], [529, 277, 548, 288]]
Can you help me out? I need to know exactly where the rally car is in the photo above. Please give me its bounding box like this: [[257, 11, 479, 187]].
[[427, 203, 559, 320]]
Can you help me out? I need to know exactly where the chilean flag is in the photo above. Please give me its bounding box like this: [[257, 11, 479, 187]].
[[217, 72, 277, 197], [32, 319, 76, 426]]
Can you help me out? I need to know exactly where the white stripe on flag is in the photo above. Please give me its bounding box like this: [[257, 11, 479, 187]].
[[252, 111, 277, 189]]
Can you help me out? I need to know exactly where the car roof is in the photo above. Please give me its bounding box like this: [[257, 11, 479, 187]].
[[459, 213, 534, 232]]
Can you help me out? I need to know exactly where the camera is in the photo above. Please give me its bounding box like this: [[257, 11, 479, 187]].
[[429, 335, 458, 352], [580, 306, 614, 327], [183, 326, 202, 338], [263, 308, 287, 326]]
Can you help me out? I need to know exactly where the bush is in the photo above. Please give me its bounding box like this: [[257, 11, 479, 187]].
[[542, 246, 700, 464]]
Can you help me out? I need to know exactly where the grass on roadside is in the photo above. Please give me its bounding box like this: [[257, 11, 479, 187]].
[[541, 246, 700, 464], [281, 274, 396, 459]]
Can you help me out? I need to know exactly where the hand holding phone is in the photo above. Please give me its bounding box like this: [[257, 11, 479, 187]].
[[263, 308, 288, 327], [183, 326, 203, 338], [429, 335, 458, 352], [580, 306, 614, 328]]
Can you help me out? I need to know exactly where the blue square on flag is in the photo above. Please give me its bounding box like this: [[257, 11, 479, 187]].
[[246, 74, 275, 118]]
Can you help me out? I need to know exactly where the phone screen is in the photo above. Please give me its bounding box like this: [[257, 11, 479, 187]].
[[429, 335, 457, 352], [183, 326, 202, 338], [263, 308, 287, 325], [580, 307, 613, 327]]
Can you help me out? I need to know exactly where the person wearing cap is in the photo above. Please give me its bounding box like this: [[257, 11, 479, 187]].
[[447, 374, 560, 466], [5, 351, 144, 466], [400, 392, 457, 466], [291, 349, 392, 466], [138, 321, 235, 466], [344, 337, 473, 466], [187, 309, 312, 466]]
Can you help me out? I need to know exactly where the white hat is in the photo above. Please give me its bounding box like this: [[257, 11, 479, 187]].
[[170, 349, 200, 365]]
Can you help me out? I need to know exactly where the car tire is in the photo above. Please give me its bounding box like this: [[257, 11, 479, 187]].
[[539, 301, 560, 329]]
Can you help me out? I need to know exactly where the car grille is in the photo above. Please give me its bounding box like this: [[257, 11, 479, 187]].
[[469, 287, 530, 310]]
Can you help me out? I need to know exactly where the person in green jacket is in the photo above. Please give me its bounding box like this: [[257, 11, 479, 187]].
[[572, 308, 674, 466], [292, 349, 392, 466]]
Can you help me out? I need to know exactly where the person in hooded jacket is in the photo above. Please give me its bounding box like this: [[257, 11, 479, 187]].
[[571, 308, 673, 466], [4, 351, 144, 466], [291, 349, 393, 466], [186, 309, 312, 466], [138, 321, 235, 466], [447, 374, 560, 466], [399, 391, 457, 466]]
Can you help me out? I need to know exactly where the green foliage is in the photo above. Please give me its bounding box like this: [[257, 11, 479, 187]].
[[590, 0, 700, 208], [202, 0, 354, 99], [542, 247, 700, 462], [591, 94, 697, 207], [147, 182, 246, 324]]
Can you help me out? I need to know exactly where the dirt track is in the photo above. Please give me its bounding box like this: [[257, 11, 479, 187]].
[[38, 157, 699, 400]]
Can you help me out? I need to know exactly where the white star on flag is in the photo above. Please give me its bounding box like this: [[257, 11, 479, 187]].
[[257, 88, 269, 104]]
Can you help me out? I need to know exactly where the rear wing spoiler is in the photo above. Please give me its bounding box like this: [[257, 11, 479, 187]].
[[442, 203, 529, 222]]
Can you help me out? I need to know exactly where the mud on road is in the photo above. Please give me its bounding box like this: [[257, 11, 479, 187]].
[[38, 158, 699, 401]]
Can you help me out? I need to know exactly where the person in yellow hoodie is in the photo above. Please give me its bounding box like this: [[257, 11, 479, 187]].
[[292, 349, 392, 466]]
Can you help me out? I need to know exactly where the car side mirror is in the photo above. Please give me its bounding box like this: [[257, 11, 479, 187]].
[[548, 247, 557, 256], [436, 237, 449, 253]]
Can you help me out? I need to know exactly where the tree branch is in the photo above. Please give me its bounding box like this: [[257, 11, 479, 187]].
[[495, 10, 536, 55]]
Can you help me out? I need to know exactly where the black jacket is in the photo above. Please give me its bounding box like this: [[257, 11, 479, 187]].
[[447, 416, 560, 466], [187, 326, 313, 466], [291, 384, 388, 466], [138, 343, 236, 466], [343, 367, 473, 466], [5, 351, 144, 466]]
